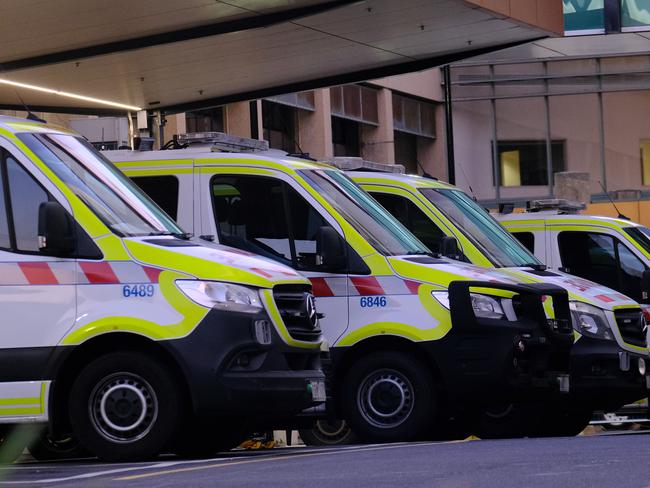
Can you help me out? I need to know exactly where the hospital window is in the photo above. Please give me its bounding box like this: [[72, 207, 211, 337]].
[[495, 141, 565, 187]]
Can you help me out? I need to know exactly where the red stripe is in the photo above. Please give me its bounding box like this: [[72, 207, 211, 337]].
[[18, 262, 58, 285], [404, 280, 420, 295], [252, 267, 274, 278], [595, 294, 615, 303], [80, 262, 119, 284], [309, 277, 334, 297], [142, 266, 162, 283], [351, 276, 385, 296]]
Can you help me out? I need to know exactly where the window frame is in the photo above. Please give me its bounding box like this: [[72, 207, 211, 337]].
[[558, 230, 648, 295], [0, 147, 60, 256], [209, 173, 353, 273]]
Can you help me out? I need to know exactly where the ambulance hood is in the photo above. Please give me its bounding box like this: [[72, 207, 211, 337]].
[[499, 267, 639, 311], [123, 236, 307, 288], [387, 255, 522, 290]]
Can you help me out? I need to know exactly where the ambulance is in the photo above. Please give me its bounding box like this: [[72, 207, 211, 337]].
[[0, 118, 325, 462], [497, 205, 650, 307], [109, 133, 575, 443], [349, 170, 648, 436]]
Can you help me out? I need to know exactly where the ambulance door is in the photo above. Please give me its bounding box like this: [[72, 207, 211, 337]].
[[0, 147, 76, 352], [200, 169, 350, 344]]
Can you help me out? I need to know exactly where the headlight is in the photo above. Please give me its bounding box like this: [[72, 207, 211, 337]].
[[176, 280, 263, 313], [569, 301, 613, 340], [431, 291, 505, 320]]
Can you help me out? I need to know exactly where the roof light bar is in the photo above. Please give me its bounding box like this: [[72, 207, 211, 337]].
[[0, 78, 142, 112]]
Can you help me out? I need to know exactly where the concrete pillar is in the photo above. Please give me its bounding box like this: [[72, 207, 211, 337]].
[[419, 105, 447, 179], [297, 89, 333, 159], [361, 88, 394, 164], [225, 101, 252, 138]]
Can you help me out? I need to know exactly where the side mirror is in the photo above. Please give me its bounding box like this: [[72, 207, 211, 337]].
[[641, 269, 650, 304], [441, 236, 461, 260], [316, 226, 346, 271], [38, 201, 75, 256]]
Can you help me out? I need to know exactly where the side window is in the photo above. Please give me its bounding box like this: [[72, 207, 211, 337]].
[[512, 232, 535, 254], [211, 175, 344, 272], [131, 176, 179, 220], [371, 191, 445, 253], [617, 242, 646, 301], [558, 231, 620, 293], [6, 156, 52, 252]]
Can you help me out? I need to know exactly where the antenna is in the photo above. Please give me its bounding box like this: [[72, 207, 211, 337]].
[[598, 181, 629, 220], [416, 160, 437, 180], [13, 89, 46, 123]]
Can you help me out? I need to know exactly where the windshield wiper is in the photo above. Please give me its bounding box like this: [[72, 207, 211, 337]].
[[406, 250, 441, 258], [148, 231, 194, 240]]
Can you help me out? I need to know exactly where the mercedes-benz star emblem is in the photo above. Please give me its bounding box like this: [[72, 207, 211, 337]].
[[305, 294, 317, 327]]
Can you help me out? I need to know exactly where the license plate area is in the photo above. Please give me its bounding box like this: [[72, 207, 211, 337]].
[[308, 380, 326, 402]]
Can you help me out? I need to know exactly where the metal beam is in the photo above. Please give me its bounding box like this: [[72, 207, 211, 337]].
[[0, 1, 357, 71], [159, 38, 545, 114]]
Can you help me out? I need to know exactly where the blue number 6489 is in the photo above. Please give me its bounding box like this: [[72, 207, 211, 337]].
[[122, 284, 155, 298], [360, 296, 387, 308]]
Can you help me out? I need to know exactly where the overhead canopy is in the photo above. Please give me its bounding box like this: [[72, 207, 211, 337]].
[[0, 0, 558, 115]]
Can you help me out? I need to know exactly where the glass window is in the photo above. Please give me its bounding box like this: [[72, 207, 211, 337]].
[[563, 0, 604, 32], [18, 133, 183, 237], [513, 232, 535, 254], [420, 188, 540, 267], [496, 141, 565, 187], [185, 107, 225, 133], [262, 100, 296, 153], [624, 226, 650, 253], [622, 0, 650, 27], [392, 93, 436, 138], [371, 191, 446, 253], [130, 176, 180, 220], [617, 242, 645, 300], [331, 85, 378, 125], [332, 117, 360, 157], [211, 175, 338, 271], [0, 153, 10, 249], [559, 232, 620, 291], [6, 157, 51, 252], [394, 132, 418, 174], [299, 169, 429, 256]]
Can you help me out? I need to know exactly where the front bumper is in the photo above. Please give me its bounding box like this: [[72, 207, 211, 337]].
[[436, 281, 574, 405], [161, 308, 325, 422], [568, 336, 647, 411]]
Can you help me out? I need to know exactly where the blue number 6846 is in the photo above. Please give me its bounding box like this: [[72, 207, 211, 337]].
[[360, 296, 387, 308]]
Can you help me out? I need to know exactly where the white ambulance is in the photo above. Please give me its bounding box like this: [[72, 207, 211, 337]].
[[109, 133, 576, 442], [0, 118, 325, 462]]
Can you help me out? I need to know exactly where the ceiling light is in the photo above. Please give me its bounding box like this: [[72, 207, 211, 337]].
[[0, 78, 142, 111]]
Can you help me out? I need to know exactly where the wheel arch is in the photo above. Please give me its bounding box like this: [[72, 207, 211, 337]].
[[329, 335, 444, 411], [49, 332, 192, 436]]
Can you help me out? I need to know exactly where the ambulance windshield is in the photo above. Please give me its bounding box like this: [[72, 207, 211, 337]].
[[17, 132, 184, 237], [299, 169, 429, 256], [420, 188, 541, 268]]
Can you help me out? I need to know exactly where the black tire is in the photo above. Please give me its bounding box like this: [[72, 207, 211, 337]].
[[0, 424, 36, 464], [299, 419, 359, 446], [341, 351, 435, 443], [28, 430, 90, 461], [476, 403, 543, 439], [530, 409, 592, 437], [69, 351, 181, 462], [172, 418, 249, 458]]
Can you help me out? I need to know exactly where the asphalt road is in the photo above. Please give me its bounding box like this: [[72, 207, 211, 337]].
[[2, 432, 650, 487]]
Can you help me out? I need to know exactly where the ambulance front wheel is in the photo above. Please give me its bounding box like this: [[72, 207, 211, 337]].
[[69, 351, 182, 462], [341, 352, 435, 443]]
